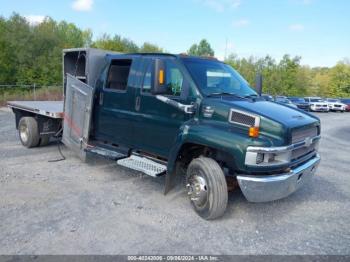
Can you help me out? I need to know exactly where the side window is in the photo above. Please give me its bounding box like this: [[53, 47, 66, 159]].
[[165, 60, 184, 96], [106, 59, 132, 91], [142, 62, 153, 93]]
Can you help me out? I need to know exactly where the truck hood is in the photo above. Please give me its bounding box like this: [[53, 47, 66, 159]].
[[203, 97, 319, 128]]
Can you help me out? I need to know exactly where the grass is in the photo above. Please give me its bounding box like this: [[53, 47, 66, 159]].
[[0, 86, 63, 107]]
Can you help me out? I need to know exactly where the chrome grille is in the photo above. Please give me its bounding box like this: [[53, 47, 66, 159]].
[[229, 110, 257, 127], [292, 126, 318, 144], [292, 143, 316, 160]]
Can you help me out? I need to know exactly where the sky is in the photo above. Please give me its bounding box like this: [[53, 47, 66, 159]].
[[1, 0, 349, 67]]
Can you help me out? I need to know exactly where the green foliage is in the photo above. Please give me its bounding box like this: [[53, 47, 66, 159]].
[[139, 42, 164, 53], [92, 35, 164, 53], [225, 53, 350, 98], [188, 39, 214, 57], [0, 14, 349, 98], [0, 13, 92, 86], [329, 61, 350, 96], [92, 34, 139, 53], [0, 13, 164, 87]]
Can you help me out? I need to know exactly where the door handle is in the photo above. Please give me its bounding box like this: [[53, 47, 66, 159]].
[[155, 95, 196, 114], [135, 96, 141, 111]]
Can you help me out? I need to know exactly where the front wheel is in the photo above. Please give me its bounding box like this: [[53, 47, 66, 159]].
[[186, 157, 228, 220]]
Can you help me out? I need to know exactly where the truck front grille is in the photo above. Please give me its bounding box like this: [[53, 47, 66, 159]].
[[291, 126, 318, 144], [292, 143, 316, 160]]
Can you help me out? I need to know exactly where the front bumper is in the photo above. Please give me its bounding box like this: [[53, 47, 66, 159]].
[[296, 104, 309, 110], [237, 154, 320, 202], [330, 107, 345, 111], [310, 106, 328, 111]]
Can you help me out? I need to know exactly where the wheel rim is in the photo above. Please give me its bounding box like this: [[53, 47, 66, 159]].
[[19, 124, 29, 143], [186, 173, 208, 208]]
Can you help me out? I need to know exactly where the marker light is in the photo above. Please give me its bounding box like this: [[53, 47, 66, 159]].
[[159, 70, 164, 85], [249, 126, 259, 138]]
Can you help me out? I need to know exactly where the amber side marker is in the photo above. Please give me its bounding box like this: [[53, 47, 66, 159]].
[[159, 69, 164, 85], [249, 126, 259, 138]]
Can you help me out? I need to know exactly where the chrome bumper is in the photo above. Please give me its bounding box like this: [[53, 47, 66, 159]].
[[237, 154, 320, 202]]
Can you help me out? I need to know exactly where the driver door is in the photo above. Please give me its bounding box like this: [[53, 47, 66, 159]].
[[133, 58, 194, 158]]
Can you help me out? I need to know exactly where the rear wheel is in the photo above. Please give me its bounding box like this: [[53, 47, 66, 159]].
[[18, 117, 40, 148], [186, 157, 228, 220]]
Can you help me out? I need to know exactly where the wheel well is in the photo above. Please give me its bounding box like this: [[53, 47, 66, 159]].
[[13, 109, 61, 136], [176, 143, 236, 175]]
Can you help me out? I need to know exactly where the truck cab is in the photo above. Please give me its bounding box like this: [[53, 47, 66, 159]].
[[87, 53, 321, 219], [9, 49, 321, 220]]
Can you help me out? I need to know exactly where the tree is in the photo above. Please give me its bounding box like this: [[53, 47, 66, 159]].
[[329, 62, 350, 96], [187, 39, 214, 57], [139, 42, 163, 53], [92, 34, 139, 53], [1, 13, 350, 99]]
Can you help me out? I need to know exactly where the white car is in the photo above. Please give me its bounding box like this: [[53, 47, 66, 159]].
[[304, 97, 329, 112], [325, 98, 346, 112]]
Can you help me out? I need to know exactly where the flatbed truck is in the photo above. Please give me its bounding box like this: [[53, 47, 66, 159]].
[[8, 48, 321, 220]]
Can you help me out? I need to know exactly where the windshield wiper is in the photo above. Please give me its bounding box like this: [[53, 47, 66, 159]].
[[243, 94, 258, 98], [207, 92, 245, 99]]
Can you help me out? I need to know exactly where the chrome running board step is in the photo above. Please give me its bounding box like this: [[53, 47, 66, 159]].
[[117, 155, 167, 177], [86, 146, 127, 160]]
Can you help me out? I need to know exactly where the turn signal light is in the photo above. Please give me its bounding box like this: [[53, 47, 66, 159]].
[[159, 69, 164, 85], [249, 126, 259, 138]]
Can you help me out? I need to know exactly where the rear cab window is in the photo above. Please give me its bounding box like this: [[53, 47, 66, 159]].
[[106, 59, 132, 91]]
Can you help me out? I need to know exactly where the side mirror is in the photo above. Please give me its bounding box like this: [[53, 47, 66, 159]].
[[255, 73, 263, 96], [152, 59, 168, 95]]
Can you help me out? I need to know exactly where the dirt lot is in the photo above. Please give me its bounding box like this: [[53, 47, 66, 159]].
[[0, 107, 349, 255]]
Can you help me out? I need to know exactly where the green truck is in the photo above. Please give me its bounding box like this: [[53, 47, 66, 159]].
[[8, 48, 321, 220]]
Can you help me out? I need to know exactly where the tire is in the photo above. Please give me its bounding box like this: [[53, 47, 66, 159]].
[[39, 135, 50, 146], [18, 117, 40, 148], [186, 157, 228, 220]]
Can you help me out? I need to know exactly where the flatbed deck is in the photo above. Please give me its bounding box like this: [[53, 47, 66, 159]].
[[7, 101, 64, 119]]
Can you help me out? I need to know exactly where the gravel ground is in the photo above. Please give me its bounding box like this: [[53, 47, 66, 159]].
[[0, 107, 349, 255]]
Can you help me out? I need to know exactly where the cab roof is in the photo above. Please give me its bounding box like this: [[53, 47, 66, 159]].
[[106, 52, 222, 62]]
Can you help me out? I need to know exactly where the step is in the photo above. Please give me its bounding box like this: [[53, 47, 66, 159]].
[[117, 155, 167, 177], [86, 146, 127, 160]]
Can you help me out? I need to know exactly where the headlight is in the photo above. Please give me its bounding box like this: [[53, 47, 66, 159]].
[[246, 150, 291, 166], [245, 137, 320, 167]]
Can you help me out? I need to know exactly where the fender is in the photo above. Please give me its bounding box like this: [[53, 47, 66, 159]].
[[164, 120, 264, 194]]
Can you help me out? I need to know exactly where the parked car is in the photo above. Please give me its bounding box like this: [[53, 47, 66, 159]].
[[288, 97, 309, 111], [324, 98, 346, 112], [274, 96, 298, 108], [340, 98, 350, 112], [261, 94, 273, 101], [304, 97, 329, 112]]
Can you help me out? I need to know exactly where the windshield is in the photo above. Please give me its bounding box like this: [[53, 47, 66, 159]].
[[328, 99, 339, 102], [276, 97, 290, 103], [290, 98, 305, 103], [310, 98, 324, 102], [183, 58, 257, 97], [341, 99, 350, 103]]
